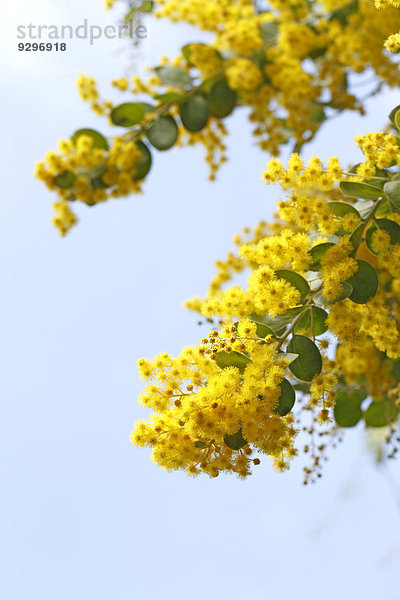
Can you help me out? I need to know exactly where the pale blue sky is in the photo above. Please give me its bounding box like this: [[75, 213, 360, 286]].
[[1, 2, 400, 599]]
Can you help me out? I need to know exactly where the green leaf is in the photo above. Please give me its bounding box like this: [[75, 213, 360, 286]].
[[294, 383, 311, 394], [384, 180, 400, 211], [224, 428, 247, 450], [349, 164, 389, 188], [314, 282, 353, 306], [274, 378, 296, 416], [88, 164, 107, 189], [376, 199, 389, 217], [365, 399, 398, 427], [308, 46, 327, 59], [215, 351, 251, 374], [138, 0, 153, 12], [179, 95, 210, 132], [248, 320, 275, 338], [54, 170, 76, 189], [259, 21, 279, 42], [71, 128, 109, 150], [334, 388, 366, 427], [206, 80, 237, 118], [330, 0, 359, 25], [294, 306, 328, 336], [328, 201, 360, 217], [349, 223, 365, 255], [155, 92, 184, 104], [308, 103, 326, 124], [346, 259, 378, 304], [194, 441, 208, 449], [234, 319, 275, 338], [389, 105, 400, 128], [309, 242, 335, 271], [275, 270, 310, 301], [181, 43, 222, 66], [286, 335, 322, 382], [250, 308, 305, 335], [339, 181, 383, 200], [279, 352, 299, 365], [390, 359, 400, 381], [111, 103, 146, 127], [155, 66, 192, 88], [365, 218, 400, 254], [146, 115, 178, 151], [133, 140, 152, 180]]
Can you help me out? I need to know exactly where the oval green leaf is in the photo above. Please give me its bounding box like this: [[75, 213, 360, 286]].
[[215, 351, 251, 374], [309, 242, 335, 271], [206, 79, 237, 118], [346, 259, 378, 304], [365, 399, 398, 428], [339, 181, 383, 200], [224, 428, 247, 450], [286, 335, 322, 382], [274, 378, 296, 416], [328, 201, 360, 217], [275, 270, 310, 301], [155, 92, 184, 104], [389, 105, 400, 128], [133, 140, 152, 180], [384, 180, 400, 211], [179, 95, 210, 132], [349, 223, 365, 255], [294, 306, 328, 336], [71, 128, 109, 150], [365, 218, 400, 254], [146, 115, 178, 151], [314, 281, 353, 306], [111, 102, 146, 127], [334, 388, 366, 427], [54, 170, 76, 189], [155, 65, 192, 88]]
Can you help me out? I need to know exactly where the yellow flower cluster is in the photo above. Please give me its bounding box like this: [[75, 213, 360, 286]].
[[163, 122, 400, 479], [374, 0, 400, 51], [36, 0, 400, 233], [35, 135, 143, 236], [132, 321, 298, 477]]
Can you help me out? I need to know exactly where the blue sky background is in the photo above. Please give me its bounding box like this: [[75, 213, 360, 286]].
[[1, 1, 400, 599]]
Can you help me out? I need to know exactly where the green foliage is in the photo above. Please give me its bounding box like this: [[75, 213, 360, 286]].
[[334, 388, 366, 427], [339, 181, 383, 200], [366, 218, 400, 254], [384, 180, 400, 211], [206, 80, 237, 118], [314, 282, 353, 306], [215, 350, 251, 373], [179, 95, 210, 132], [250, 307, 305, 335], [328, 201, 360, 217], [274, 378, 296, 416], [349, 223, 365, 255], [146, 115, 178, 150], [275, 270, 310, 301], [54, 171, 76, 188], [155, 66, 192, 88], [71, 128, 109, 150], [133, 141, 152, 180], [309, 242, 335, 271], [365, 399, 398, 427], [287, 335, 322, 382], [111, 102, 146, 127], [224, 428, 247, 450], [346, 259, 378, 304], [294, 306, 328, 336]]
